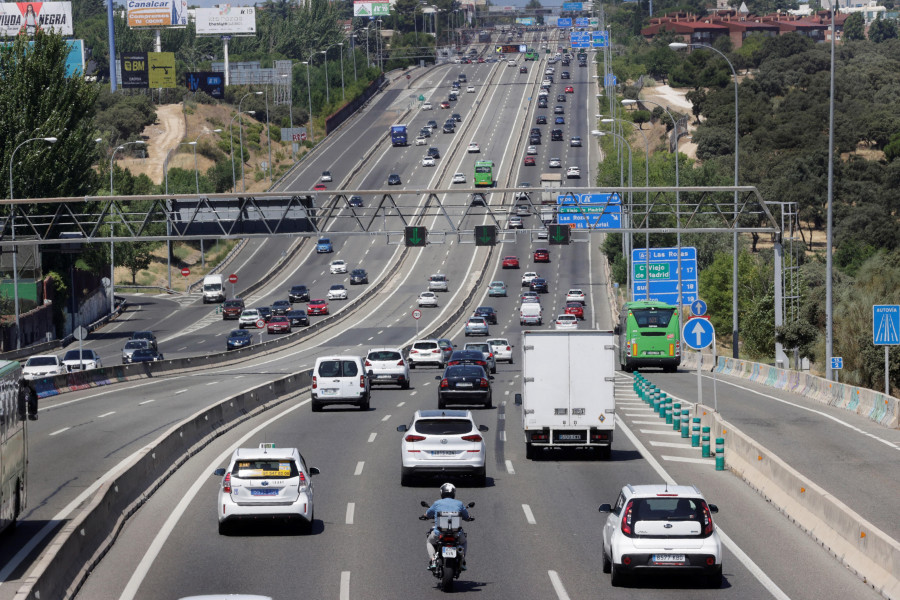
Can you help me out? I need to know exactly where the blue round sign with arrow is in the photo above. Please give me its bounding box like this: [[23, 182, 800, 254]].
[[691, 299, 707, 316], [682, 318, 715, 350]]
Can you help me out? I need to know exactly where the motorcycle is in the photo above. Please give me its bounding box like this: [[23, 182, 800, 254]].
[[419, 500, 475, 592]]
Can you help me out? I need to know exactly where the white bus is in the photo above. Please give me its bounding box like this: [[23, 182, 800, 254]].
[[0, 360, 36, 535]]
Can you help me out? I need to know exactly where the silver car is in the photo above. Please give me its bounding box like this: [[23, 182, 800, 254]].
[[464, 316, 489, 337], [122, 339, 151, 364], [464, 342, 497, 374]]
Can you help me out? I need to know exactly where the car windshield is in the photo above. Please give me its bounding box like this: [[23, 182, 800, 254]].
[[631, 308, 676, 328], [232, 459, 299, 479], [330, 285, 345, 290], [631, 497, 704, 524], [132, 349, 156, 358], [26, 356, 58, 366], [224, 300, 243, 308], [368, 350, 402, 361], [414, 418, 474, 435], [317, 359, 359, 377], [466, 343, 489, 352], [413, 342, 438, 350], [124, 341, 148, 349], [229, 330, 249, 338], [318, 238, 330, 244], [63, 350, 93, 360], [447, 365, 485, 378]]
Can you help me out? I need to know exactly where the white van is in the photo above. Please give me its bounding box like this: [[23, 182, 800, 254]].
[[311, 355, 371, 411], [202, 274, 225, 303], [520, 303, 542, 326]]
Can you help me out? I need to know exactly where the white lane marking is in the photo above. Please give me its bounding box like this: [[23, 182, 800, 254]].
[[119, 399, 309, 599], [368, 432, 377, 443], [663, 455, 715, 464], [624, 412, 653, 417], [381, 415, 391, 422], [367, 336, 374, 341], [639, 429, 682, 436], [548, 570, 571, 600], [499, 431, 506, 442], [630, 419, 666, 425], [38, 375, 189, 413], [346, 503, 355, 525], [174, 389, 188, 395], [206, 381, 218, 386], [235, 375, 244, 379], [617, 418, 792, 600], [177, 346, 187, 351], [649, 440, 694, 449], [501, 400, 506, 407], [522, 503, 536, 525], [397, 401, 405, 407], [410, 391, 417, 396], [98, 411, 115, 418], [340, 571, 351, 600], [498, 413, 505, 420], [505, 459, 515, 474], [48, 427, 70, 436], [504, 390, 510, 395], [138, 399, 155, 405], [354, 461, 365, 476]]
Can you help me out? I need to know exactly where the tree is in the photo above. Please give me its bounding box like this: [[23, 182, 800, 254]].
[[844, 13, 866, 41], [116, 241, 158, 284], [868, 17, 899, 43], [632, 110, 651, 130]]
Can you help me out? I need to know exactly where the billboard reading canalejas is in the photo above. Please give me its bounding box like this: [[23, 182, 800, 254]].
[[127, 0, 187, 28], [0, 2, 73, 37], [195, 5, 255, 35]]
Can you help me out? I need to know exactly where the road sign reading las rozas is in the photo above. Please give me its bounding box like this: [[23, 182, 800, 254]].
[[632, 247, 698, 305], [873, 305, 900, 345], [682, 318, 715, 350]]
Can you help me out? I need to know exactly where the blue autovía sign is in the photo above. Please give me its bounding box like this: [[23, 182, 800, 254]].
[[575, 17, 590, 27], [556, 193, 621, 205], [557, 18, 572, 27], [592, 31, 610, 48], [557, 206, 621, 229], [562, 2, 583, 10]]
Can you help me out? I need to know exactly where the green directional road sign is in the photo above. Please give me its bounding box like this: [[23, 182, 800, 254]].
[[474, 225, 497, 247], [634, 262, 671, 280], [549, 223, 570, 245], [405, 226, 427, 247]]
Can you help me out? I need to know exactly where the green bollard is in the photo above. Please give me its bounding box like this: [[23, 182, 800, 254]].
[[672, 403, 681, 430], [691, 418, 701, 447], [665, 399, 673, 425], [702, 426, 710, 457], [681, 410, 690, 438], [654, 393, 663, 414], [715, 437, 725, 471]]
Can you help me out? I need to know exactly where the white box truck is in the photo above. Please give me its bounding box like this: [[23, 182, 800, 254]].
[[202, 274, 225, 303], [515, 330, 616, 460]]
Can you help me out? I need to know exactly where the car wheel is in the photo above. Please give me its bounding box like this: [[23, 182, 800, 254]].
[[600, 445, 612, 461], [706, 567, 723, 589], [359, 394, 370, 411], [438, 398, 446, 410], [401, 472, 414, 487], [485, 394, 492, 409], [525, 442, 534, 460], [401, 380, 410, 390], [409, 361, 416, 370], [311, 400, 323, 412], [602, 540, 612, 573], [491, 365, 496, 374], [508, 356, 514, 365], [475, 468, 487, 487], [218, 521, 230, 535], [610, 564, 627, 587]]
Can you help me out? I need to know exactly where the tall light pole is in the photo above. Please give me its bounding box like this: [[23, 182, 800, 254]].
[[164, 141, 196, 289], [365, 26, 370, 69], [593, 129, 633, 299], [239, 91, 263, 192], [265, 85, 272, 184], [229, 110, 255, 191], [671, 41, 739, 357], [623, 97, 684, 308], [320, 49, 330, 104], [302, 59, 314, 143], [352, 34, 359, 81], [376, 19, 383, 71], [338, 42, 345, 102], [8, 136, 56, 349], [110, 140, 146, 309], [192, 128, 222, 195], [281, 73, 295, 159]]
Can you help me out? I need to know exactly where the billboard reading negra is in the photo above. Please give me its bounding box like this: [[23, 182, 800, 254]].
[[127, 0, 187, 28], [0, 2, 73, 37], [195, 5, 255, 35]]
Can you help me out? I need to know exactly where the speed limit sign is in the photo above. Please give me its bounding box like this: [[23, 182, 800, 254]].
[[412, 309, 422, 320], [256, 319, 265, 329]]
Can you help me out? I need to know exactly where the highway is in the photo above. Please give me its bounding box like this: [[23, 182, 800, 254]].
[[2, 33, 893, 600]]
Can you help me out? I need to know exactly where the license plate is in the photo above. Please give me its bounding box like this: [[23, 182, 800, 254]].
[[377, 374, 392, 379], [652, 554, 685, 563], [250, 489, 278, 496], [321, 389, 337, 395], [644, 351, 661, 356], [442, 547, 457, 558], [456, 382, 473, 388], [558, 434, 581, 440], [431, 450, 456, 456]]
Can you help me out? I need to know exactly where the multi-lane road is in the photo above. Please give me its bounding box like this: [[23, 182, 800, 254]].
[[1, 33, 894, 600]]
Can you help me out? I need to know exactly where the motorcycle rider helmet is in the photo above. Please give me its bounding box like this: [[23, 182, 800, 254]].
[[440, 483, 456, 499]]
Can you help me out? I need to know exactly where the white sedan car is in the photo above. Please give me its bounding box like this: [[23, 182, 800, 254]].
[[320, 171, 332, 182], [417, 291, 439, 307], [214, 444, 320, 534], [566, 166, 581, 178], [508, 216, 523, 229], [329, 259, 348, 274], [397, 410, 488, 486], [326, 284, 348, 300], [23, 354, 65, 380], [467, 85, 475, 93], [554, 314, 578, 330], [467, 142, 480, 153], [526, 145, 538, 155], [566, 289, 586, 303], [521, 271, 538, 286], [422, 155, 435, 167], [422, 101, 433, 110], [415, 136, 427, 146], [486, 338, 513, 363], [452, 172, 466, 184]]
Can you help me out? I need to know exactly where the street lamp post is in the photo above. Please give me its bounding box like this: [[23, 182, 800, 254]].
[[8, 136, 56, 349], [593, 129, 633, 299], [376, 20, 383, 71], [320, 49, 330, 104], [229, 110, 255, 191], [164, 141, 196, 288], [352, 34, 359, 81], [192, 129, 221, 269], [265, 85, 272, 184], [302, 59, 314, 143], [671, 41, 740, 357], [281, 72, 295, 159], [239, 91, 263, 192], [109, 140, 146, 309], [338, 42, 345, 102]]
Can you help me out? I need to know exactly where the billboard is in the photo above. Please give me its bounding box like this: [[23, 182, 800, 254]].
[[127, 0, 187, 28], [186, 71, 225, 98], [515, 17, 533, 25], [120, 52, 149, 88], [281, 127, 307, 143], [195, 5, 255, 35], [0, 2, 73, 37], [63, 38, 83, 76], [353, 1, 389, 16], [148, 52, 175, 87]]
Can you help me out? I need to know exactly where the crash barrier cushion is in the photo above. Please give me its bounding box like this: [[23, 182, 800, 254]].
[[680, 353, 899, 429], [695, 404, 900, 599], [15, 370, 312, 600]]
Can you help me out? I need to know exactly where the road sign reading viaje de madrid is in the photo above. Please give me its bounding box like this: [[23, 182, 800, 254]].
[[873, 305, 900, 345]]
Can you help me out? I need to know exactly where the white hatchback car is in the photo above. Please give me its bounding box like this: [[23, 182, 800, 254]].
[[326, 284, 348, 300], [486, 338, 513, 363], [467, 85, 475, 93], [566, 289, 586, 303], [599, 484, 722, 588], [467, 142, 480, 153], [214, 444, 319, 535], [566, 166, 581, 178], [329, 259, 347, 274], [422, 101, 433, 110], [397, 409, 488, 486], [408, 338, 445, 368], [415, 136, 427, 146], [526, 145, 538, 155], [417, 291, 438, 307], [365, 347, 411, 389], [554, 314, 578, 330], [422, 155, 435, 167], [238, 308, 261, 329], [521, 271, 538, 286], [452, 172, 466, 184]]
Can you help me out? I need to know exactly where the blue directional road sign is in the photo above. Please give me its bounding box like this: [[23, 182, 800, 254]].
[[604, 73, 617, 86], [556, 193, 621, 205], [831, 357, 843, 369], [591, 31, 610, 48], [562, 2, 583, 10], [632, 247, 698, 305], [570, 32, 590, 48], [873, 305, 900, 345], [683, 318, 715, 350], [691, 299, 707, 316], [557, 193, 622, 229], [557, 18, 573, 27], [575, 17, 590, 27]]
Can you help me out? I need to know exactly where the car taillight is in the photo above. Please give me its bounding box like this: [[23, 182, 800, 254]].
[[222, 472, 232, 493], [360, 375, 366, 388], [448, 360, 459, 366], [397, 359, 405, 366], [365, 359, 372, 366], [488, 353, 494, 359], [298, 471, 306, 483], [440, 379, 449, 388], [621, 500, 634, 536], [477, 360, 486, 367], [405, 435, 426, 442], [702, 502, 714, 536], [462, 434, 482, 442], [480, 378, 489, 387], [432, 349, 440, 353], [312, 375, 317, 389]]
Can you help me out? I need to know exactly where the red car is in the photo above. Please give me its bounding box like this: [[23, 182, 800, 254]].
[[477, 57, 485, 63], [565, 302, 584, 320], [440, 100, 451, 109], [502, 256, 520, 269], [534, 248, 550, 263], [307, 299, 329, 315], [565, 86, 574, 93], [313, 183, 327, 191], [524, 156, 536, 166], [267, 315, 292, 333], [221, 298, 245, 320]]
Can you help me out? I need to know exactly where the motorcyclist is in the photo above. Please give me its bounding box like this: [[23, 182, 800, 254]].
[[424, 483, 469, 570]]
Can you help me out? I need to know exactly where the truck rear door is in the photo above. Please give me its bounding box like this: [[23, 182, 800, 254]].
[[523, 333, 570, 430], [569, 332, 615, 427]]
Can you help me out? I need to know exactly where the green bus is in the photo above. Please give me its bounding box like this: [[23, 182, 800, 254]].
[[0, 360, 36, 536], [524, 48, 538, 61], [617, 300, 681, 372], [474, 160, 494, 187]]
